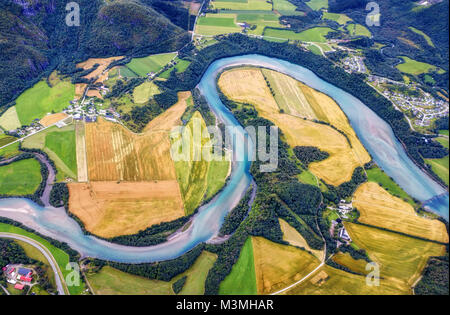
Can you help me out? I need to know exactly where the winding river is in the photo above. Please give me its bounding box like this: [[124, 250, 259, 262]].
[[0, 55, 448, 263]]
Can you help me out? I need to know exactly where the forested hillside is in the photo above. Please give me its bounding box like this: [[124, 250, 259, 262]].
[[0, 0, 190, 110]]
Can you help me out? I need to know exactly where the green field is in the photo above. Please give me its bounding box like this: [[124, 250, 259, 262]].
[[159, 58, 191, 79], [298, 169, 319, 186], [196, 14, 241, 35], [366, 166, 415, 205], [346, 23, 371, 37], [133, 81, 161, 103], [118, 66, 139, 78], [10, 79, 75, 126], [322, 12, 351, 25], [87, 251, 217, 295], [0, 223, 86, 295], [125, 53, 177, 77], [307, 44, 322, 55], [426, 155, 449, 186], [396, 56, 438, 75], [172, 111, 229, 214], [439, 130, 449, 136], [0, 142, 20, 159], [305, 0, 328, 10], [264, 27, 333, 42], [0, 107, 22, 130], [436, 137, 449, 149], [219, 238, 257, 295], [408, 26, 434, 47], [0, 158, 42, 195], [212, 0, 272, 11], [22, 125, 77, 180], [0, 134, 16, 147]]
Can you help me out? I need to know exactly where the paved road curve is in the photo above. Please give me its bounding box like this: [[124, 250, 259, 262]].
[[0, 233, 66, 295]]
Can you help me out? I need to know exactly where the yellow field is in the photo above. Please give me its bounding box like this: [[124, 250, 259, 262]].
[[251, 236, 320, 294], [75, 83, 87, 100], [75, 121, 88, 182], [345, 222, 446, 291], [85, 92, 189, 181], [0, 106, 21, 130], [284, 265, 405, 295], [279, 218, 324, 260], [39, 113, 68, 127], [218, 68, 369, 185], [68, 181, 184, 238], [87, 251, 217, 295], [332, 252, 369, 275], [353, 182, 448, 243], [76, 56, 123, 84]]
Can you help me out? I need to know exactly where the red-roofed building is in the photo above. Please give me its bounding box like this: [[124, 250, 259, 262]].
[[8, 268, 15, 274], [2, 267, 6, 271], [20, 275, 32, 282], [14, 284, 25, 290]]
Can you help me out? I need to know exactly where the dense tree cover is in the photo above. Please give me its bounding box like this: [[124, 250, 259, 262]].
[[0, 0, 189, 109], [142, 0, 196, 31], [0, 238, 35, 268], [328, 0, 367, 12], [415, 254, 449, 295], [339, 37, 374, 49], [293, 146, 330, 167], [107, 216, 192, 247], [363, 49, 403, 81], [219, 186, 253, 236], [172, 275, 187, 294], [49, 183, 69, 209], [276, 181, 322, 215], [93, 244, 205, 282], [434, 117, 449, 132]]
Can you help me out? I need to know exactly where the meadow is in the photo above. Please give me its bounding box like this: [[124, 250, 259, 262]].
[[87, 251, 216, 295], [3, 78, 75, 127], [0, 142, 20, 159], [322, 12, 352, 25], [211, 0, 272, 11], [133, 81, 161, 104], [0, 107, 21, 131], [396, 56, 438, 75], [352, 182, 448, 243], [305, 0, 328, 10], [22, 124, 77, 180], [218, 67, 370, 185], [0, 134, 16, 147], [264, 27, 333, 42], [425, 155, 449, 186], [195, 14, 241, 36], [219, 237, 257, 295], [125, 53, 176, 77], [0, 158, 42, 195], [408, 27, 435, 47], [159, 58, 191, 79], [346, 23, 371, 37]]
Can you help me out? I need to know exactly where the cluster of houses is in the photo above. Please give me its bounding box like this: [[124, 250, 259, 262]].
[[342, 55, 367, 74], [2, 266, 33, 291], [64, 98, 121, 124], [8, 121, 43, 138], [337, 199, 353, 219]]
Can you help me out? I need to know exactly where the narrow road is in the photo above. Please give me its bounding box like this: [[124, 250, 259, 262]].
[[0, 284, 9, 295], [0, 233, 66, 295]]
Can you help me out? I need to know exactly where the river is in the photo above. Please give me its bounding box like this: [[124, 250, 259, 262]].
[[0, 54, 447, 263]]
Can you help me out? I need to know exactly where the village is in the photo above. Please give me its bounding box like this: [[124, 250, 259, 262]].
[[328, 199, 356, 247]]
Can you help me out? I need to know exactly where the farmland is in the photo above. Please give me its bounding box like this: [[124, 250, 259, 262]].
[[252, 236, 320, 294], [366, 166, 415, 204], [0, 158, 42, 195], [284, 265, 404, 295], [322, 12, 352, 25], [0, 107, 21, 131], [305, 0, 328, 10], [352, 182, 448, 243], [1, 78, 75, 127], [425, 155, 449, 185], [87, 251, 216, 295], [195, 13, 241, 36], [67, 181, 184, 238], [76, 57, 124, 84], [211, 0, 272, 11], [159, 58, 191, 79], [279, 218, 323, 260], [39, 113, 69, 127], [172, 111, 230, 214], [125, 53, 177, 77], [133, 81, 161, 104], [75, 121, 88, 182], [345, 223, 446, 292], [346, 23, 371, 37], [22, 124, 77, 180], [219, 237, 257, 295], [218, 67, 370, 185], [0, 134, 16, 147]]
